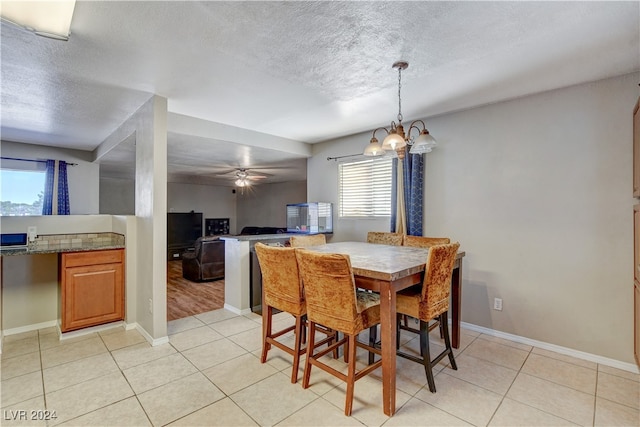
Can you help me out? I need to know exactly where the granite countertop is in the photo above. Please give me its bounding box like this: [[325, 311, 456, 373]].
[[0, 233, 125, 256], [221, 233, 311, 242]]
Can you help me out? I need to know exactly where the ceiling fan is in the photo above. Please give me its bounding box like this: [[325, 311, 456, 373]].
[[217, 168, 268, 187]]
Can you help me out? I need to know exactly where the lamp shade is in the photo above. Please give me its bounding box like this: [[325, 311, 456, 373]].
[[409, 131, 436, 154], [381, 132, 406, 151], [363, 137, 384, 156]]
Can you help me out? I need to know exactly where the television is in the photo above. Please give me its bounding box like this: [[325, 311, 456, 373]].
[[167, 212, 203, 250]]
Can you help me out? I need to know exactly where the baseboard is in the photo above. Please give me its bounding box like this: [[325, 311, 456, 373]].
[[59, 321, 124, 341], [2, 320, 58, 337], [133, 323, 169, 346], [461, 321, 640, 374], [224, 303, 253, 316]]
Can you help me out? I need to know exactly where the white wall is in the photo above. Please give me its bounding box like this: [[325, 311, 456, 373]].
[[1, 140, 100, 214], [168, 182, 237, 234], [308, 73, 639, 364], [100, 177, 135, 215], [236, 181, 307, 231]]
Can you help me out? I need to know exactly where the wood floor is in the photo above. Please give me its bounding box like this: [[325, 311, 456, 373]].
[[166, 260, 225, 321]]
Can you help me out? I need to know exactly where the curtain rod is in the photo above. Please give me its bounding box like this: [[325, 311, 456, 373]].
[[326, 153, 363, 161], [0, 156, 78, 166]]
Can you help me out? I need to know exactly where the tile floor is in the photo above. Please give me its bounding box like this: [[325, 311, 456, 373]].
[[1, 309, 639, 426]]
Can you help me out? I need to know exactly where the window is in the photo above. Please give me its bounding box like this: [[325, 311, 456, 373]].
[[1, 168, 46, 216], [339, 157, 392, 218]]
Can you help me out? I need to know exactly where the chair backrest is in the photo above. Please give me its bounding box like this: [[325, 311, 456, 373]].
[[420, 242, 460, 319], [289, 234, 326, 248], [254, 243, 305, 316], [367, 231, 403, 246], [295, 249, 359, 333], [199, 238, 224, 264], [403, 235, 450, 248]]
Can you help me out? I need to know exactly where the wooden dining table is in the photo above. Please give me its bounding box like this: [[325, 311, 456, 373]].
[[307, 241, 465, 417]]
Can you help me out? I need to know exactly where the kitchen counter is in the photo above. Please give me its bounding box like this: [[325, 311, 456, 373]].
[[0, 232, 125, 256]]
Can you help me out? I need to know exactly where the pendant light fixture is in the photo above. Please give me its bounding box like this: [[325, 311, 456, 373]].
[[363, 61, 436, 157]]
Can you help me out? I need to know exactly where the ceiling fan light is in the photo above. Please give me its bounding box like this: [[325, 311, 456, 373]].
[[363, 137, 384, 156], [235, 178, 248, 187]]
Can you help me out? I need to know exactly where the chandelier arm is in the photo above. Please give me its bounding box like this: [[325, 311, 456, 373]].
[[371, 127, 391, 139]]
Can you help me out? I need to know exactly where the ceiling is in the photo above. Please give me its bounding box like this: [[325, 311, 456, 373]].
[[1, 1, 638, 186]]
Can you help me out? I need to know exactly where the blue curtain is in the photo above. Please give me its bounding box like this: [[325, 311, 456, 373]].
[[390, 149, 424, 235], [42, 159, 55, 215], [403, 151, 424, 236], [57, 161, 70, 215], [41, 160, 71, 215]]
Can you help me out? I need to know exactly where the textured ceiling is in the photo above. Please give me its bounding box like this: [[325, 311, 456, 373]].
[[1, 1, 638, 184]]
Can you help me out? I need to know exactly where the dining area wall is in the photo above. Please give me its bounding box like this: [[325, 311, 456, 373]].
[[308, 72, 639, 367]]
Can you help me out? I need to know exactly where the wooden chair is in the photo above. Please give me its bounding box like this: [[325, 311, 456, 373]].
[[367, 231, 403, 246], [402, 235, 450, 248], [254, 243, 335, 383], [395, 242, 460, 393], [289, 234, 326, 248], [295, 249, 382, 416]]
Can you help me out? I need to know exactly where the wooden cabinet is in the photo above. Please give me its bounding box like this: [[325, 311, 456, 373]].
[[60, 249, 124, 332], [634, 97, 640, 198], [635, 205, 640, 365]]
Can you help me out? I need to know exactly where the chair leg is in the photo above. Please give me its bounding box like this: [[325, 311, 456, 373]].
[[301, 315, 307, 344], [260, 306, 273, 363], [396, 313, 402, 349], [302, 321, 316, 389], [441, 312, 457, 370], [420, 320, 437, 393], [345, 334, 357, 416], [291, 315, 304, 383], [368, 325, 377, 364]]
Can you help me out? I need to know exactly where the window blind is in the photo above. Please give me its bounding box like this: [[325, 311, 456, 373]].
[[339, 157, 392, 218]]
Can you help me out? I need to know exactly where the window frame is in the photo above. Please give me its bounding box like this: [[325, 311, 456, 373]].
[[338, 156, 393, 219]]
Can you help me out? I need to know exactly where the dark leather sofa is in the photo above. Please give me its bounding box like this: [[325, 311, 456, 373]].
[[182, 236, 225, 282], [239, 226, 286, 235]]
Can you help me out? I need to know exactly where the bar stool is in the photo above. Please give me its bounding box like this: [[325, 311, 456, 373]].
[[367, 231, 403, 246], [402, 235, 450, 248], [254, 243, 335, 383], [295, 249, 382, 416], [289, 234, 326, 247], [395, 242, 460, 393]]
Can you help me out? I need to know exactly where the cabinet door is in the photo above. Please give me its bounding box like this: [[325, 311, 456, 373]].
[[634, 97, 640, 198], [635, 205, 640, 283], [62, 262, 124, 332], [635, 280, 640, 366]]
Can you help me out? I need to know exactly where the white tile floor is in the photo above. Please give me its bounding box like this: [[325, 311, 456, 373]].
[[1, 309, 639, 426]]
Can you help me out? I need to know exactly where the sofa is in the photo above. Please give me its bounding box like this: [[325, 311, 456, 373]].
[[181, 236, 225, 282], [239, 226, 286, 235]]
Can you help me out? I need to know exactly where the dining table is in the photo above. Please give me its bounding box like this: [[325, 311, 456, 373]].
[[307, 241, 465, 417]]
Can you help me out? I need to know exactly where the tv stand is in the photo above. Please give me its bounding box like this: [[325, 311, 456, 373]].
[[168, 244, 194, 261]]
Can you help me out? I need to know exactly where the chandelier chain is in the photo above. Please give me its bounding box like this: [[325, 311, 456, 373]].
[[397, 66, 403, 123]]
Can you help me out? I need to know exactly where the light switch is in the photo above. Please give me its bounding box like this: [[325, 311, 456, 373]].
[[27, 226, 37, 242]]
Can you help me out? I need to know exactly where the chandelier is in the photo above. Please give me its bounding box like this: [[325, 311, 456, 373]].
[[363, 61, 436, 157]]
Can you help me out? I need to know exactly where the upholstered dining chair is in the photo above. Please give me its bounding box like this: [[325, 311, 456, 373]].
[[254, 243, 335, 383], [367, 231, 403, 246], [289, 234, 326, 248], [395, 242, 460, 393], [402, 235, 450, 248], [295, 249, 382, 416]]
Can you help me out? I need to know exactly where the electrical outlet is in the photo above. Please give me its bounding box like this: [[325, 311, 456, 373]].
[[27, 226, 37, 242], [148, 298, 153, 314], [493, 298, 503, 311]]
